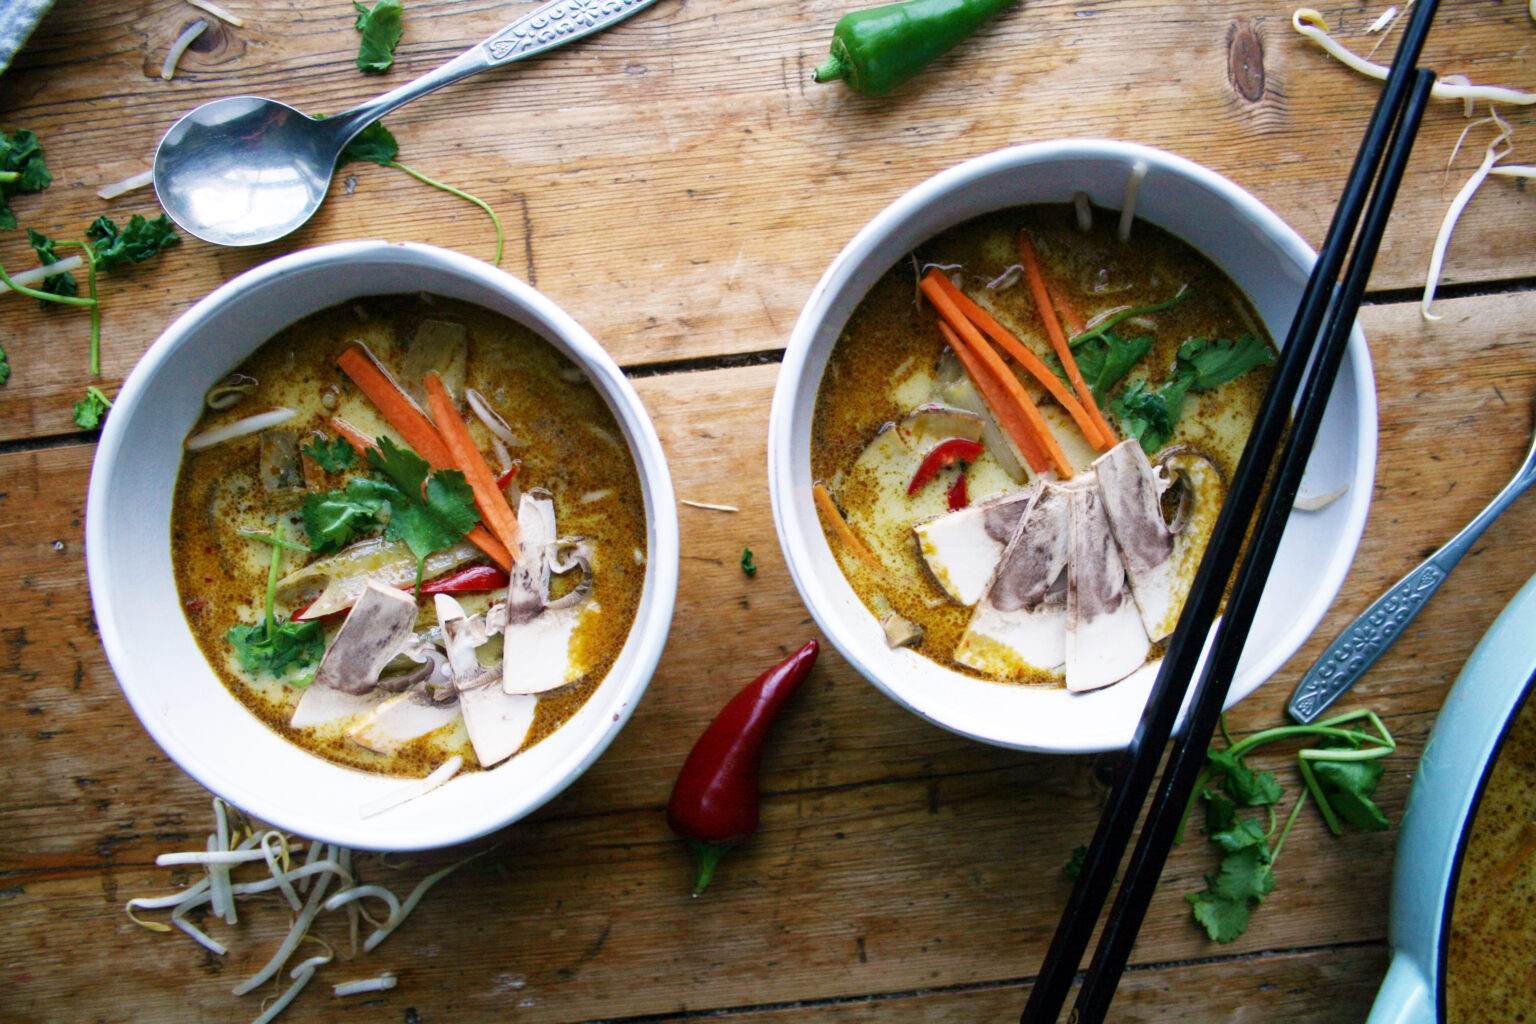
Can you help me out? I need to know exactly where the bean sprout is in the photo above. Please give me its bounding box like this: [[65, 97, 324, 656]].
[[188, 0, 243, 26], [97, 169, 154, 200], [359, 755, 463, 819], [162, 20, 208, 81], [334, 973, 397, 996], [1118, 161, 1148, 241], [185, 408, 296, 450]]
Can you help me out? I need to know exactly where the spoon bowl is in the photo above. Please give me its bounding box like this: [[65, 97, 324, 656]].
[[154, 97, 342, 247], [153, 0, 660, 247]]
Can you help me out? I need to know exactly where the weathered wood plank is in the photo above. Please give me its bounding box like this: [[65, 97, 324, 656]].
[[1, 288, 1533, 1020], [1, 0, 1533, 440]]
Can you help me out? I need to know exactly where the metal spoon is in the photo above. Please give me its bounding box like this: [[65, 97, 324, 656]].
[[1287, 392, 1536, 723], [153, 0, 659, 247]]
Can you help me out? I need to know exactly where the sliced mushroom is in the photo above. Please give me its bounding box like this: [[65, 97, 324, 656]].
[[901, 402, 987, 445], [348, 683, 460, 754], [456, 663, 536, 768], [913, 486, 1038, 605], [1094, 440, 1221, 642], [497, 490, 593, 696], [1064, 484, 1150, 693], [954, 480, 1077, 678], [310, 581, 421, 695], [290, 685, 381, 730]]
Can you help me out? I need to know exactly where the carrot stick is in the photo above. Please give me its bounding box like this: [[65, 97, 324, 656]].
[[921, 273, 1073, 478], [424, 372, 524, 560], [924, 269, 1112, 452], [1016, 233, 1118, 449], [938, 320, 1052, 477], [1046, 279, 1086, 337], [811, 483, 885, 574], [337, 345, 456, 468], [329, 415, 378, 457], [335, 351, 514, 570]]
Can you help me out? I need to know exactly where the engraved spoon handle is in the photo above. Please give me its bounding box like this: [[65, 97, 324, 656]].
[[330, 0, 660, 145], [1288, 438, 1536, 723]]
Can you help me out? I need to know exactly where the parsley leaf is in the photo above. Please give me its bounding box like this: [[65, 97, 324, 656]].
[[1175, 335, 1276, 390], [301, 435, 358, 473], [1110, 380, 1177, 454], [0, 128, 51, 230], [301, 483, 384, 553], [72, 385, 113, 430], [87, 214, 180, 271], [338, 121, 399, 168], [0, 343, 8, 385], [363, 437, 480, 581], [1309, 757, 1390, 832], [353, 0, 404, 72], [227, 617, 325, 678], [1208, 748, 1284, 807], [1111, 335, 1275, 454], [1067, 329, 1151, 405], [741, 547, 757, 577], [25, 228, 78, 304], [1188, 889, 1252, 943]]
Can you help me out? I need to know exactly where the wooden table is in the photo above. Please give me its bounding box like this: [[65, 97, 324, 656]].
[[3, 1, 1533, 1020]]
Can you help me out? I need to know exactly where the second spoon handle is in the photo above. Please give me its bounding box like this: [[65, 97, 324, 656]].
[[1288, 456, 1536, 723], [335, 0, 661, 142]]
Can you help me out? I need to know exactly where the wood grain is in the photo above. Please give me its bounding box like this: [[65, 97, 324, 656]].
[[2, 0, 1535, 441], [3, 278, 1535, 1020]]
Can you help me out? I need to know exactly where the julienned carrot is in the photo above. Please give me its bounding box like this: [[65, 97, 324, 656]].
[[922, 274, 1072, 478], [329, 415, 378, 457], [335, 352, 514, 571], [812, 483, 886, 574], [937, 320, 1050, 476], [337, 346, 456, 468], [424, 372, 524, 560], [1016, 233, 1118, 449], [924, 270, 1111, 452], [1045, 278, 1086, 337]]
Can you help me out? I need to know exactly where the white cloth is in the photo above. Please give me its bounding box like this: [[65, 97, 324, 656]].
[[0, 0, 52, 77]]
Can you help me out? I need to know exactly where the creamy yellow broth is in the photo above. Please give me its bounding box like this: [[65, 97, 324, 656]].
[[810, 205, 1272, 684], [172, 294, 647, 776], [1445, 684, 1536, 1022]]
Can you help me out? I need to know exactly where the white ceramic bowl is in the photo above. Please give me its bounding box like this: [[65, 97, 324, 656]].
[[86, 241, 679, 851], [768, 140, 1376, 754]]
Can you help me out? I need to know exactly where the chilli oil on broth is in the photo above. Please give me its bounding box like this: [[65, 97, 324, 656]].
[[171, 294, 647, 777], [810, 204, 1274, 692]]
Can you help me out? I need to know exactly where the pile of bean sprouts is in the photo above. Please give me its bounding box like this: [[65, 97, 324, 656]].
[[126, 798, 484, 1024], [1292, 4, 1536, 319]]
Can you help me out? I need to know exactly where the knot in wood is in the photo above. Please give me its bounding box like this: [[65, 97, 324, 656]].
[[1227, 22, 1265, 103]]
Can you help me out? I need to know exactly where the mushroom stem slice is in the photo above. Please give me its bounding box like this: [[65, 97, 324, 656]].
[[312, 581, 421, 695], [912, 486, 1038, 606], [456, 665, 535, 768]]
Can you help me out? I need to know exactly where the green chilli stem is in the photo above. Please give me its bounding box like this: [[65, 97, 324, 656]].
[[391, 161, 505, 267]]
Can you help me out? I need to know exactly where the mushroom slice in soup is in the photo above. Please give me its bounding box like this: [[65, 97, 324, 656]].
[[497, 490, 595, 696], [1094, 441, 1221, 642], [436, 593, 535, 769], [913, 487, 1038, 606], [954, 479, 1075, 679], [349, 684, 460, 754], [311, 581, 422, 695], [1064, 485, 1150, 693]]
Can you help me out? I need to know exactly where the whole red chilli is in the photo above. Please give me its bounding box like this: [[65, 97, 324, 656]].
[[666, 640, 819, 896]]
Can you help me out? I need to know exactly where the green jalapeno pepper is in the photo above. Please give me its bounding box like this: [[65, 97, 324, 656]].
[[812, 0, 1018, 96]]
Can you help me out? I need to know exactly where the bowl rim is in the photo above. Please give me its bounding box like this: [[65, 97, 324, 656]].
[[767, 139, 1378, 754], [85, 240, 679, 850]]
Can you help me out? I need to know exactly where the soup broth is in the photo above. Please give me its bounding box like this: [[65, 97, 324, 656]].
[[1444, 683, 1536, 1022], [810, 205, 1273, 691], [172, 294, 647, 776]]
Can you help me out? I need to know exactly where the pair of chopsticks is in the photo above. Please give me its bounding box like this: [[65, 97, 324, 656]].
[[1020, 5, 1442, 1023]]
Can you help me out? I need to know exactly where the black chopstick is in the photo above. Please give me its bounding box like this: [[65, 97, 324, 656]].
[[1019, 6, 1441, 1022]]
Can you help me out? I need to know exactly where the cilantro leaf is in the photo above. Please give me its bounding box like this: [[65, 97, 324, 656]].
[[1111, 380, 1177, 454], [1068, 330, 1152, 405], [0, 343, 8, 385], [363, 437, 480, 580], [1210, 816, 1268, 854], [86, 214, 180, 272], [1202, 788, 1238, 834], [338, 121, 400, 168], [301, 435, 358, 473], [1063, 844, 1087, 880], [226, 617, 325, 678], [72, 385, 113, 430], [1209, 844, 1276, 903], [1207, 748, 1283, 807], [741, 547, 757, 577], [1187, 889, 1251, 943], [353, 0, 403, 72], [301, 482, 384, 553], [25, 228, 77, 304], [0, 128, 51, 230], [1174, 335, 1276, 390], [1310, 757, 1390, 832]]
